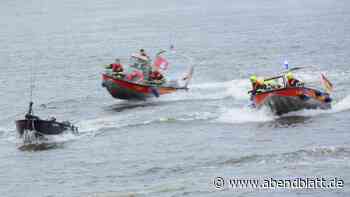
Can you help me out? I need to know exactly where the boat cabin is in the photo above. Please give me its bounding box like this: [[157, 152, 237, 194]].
[[262, 75, 287, 91], [129, 53, 151, 70]]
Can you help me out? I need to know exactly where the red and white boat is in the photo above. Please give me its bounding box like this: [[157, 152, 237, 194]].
[[102, 51, 194, 100], [250, 73, 333, 115]]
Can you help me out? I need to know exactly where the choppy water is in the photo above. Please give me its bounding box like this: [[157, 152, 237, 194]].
[[1, 0, 350, 196]]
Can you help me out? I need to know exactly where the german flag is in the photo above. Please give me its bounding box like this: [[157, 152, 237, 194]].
[[321, 74, 333, 94]]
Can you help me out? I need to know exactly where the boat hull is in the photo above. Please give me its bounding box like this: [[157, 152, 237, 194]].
[[102, 74, 179, 100], [16, 119, 74, 137], [252, 87, 331, 115]]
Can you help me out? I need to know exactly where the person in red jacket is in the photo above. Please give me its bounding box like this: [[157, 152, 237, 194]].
[[139, 49, 150, 60], [110, 58, 124, 73], [149, 70, 165, 84]]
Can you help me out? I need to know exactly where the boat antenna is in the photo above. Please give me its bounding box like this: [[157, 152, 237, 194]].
[[167, 33, 195, 86], [28, 64, 35, 115]]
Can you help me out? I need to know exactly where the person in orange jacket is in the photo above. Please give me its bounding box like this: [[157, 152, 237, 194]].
[[286, 72, 303, 87], [250, 75, 266, 95]]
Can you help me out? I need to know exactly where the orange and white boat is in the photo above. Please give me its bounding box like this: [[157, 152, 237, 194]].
[[250, 72, 333, 115]]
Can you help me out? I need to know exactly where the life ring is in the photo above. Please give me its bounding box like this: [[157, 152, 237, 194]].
[[127, 70, 144, 83]]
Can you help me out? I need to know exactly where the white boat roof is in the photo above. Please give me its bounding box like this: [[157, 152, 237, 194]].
[[131, 53, 149, 61]]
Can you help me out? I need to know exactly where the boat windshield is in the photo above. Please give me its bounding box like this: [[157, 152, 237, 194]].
[[263, 76, 286, 91]]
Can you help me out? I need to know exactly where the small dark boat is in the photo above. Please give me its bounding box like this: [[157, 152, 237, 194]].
[[102, 51, 194, 100], [16, 102, 78, 141], [250, 73, 332, 115]]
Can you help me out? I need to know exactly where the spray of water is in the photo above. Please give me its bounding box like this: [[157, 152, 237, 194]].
[[217, 106, 275, 124]]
